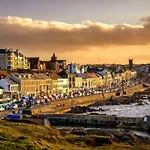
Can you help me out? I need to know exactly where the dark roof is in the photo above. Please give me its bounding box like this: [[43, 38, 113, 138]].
[[0, 49, 7, 53], [58, 70, 72, 78], [41, 61, 51, 69], [0, 86, 4, 89], [4, 78, 18, 85], [28, 57, 40, 69], [28, 57, 39, 62], [58, 60, 66, 63]]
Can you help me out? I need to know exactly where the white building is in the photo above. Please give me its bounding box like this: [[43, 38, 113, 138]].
[[58, 60, 66, 70], [57, 78, 69, 94], [0, 87, 4, 95], [0, 48, 30, 70], [68, 63, 81, 74], [0, 78, 19, 93]]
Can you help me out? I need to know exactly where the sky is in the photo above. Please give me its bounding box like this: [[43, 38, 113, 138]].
[[0, 0, 150, 64]]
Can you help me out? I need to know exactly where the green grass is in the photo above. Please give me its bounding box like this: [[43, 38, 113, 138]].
[[0, 121, 149, 150]]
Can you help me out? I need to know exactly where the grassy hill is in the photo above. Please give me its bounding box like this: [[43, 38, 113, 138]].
[[0, 121, 150, 150]]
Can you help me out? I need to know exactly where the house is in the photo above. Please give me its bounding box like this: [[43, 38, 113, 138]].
[[58, 60, 66, 70], [97, 69, 112, 88], [68, 63, 81, 74], [50, 72, 60, 94], [0, 78, 19, 94], [28, 57, 41, 69], [38, 73, 52, 95], [78, 73, 92, 89], [88, 73, 100, 89], [58, 70, 76, 90], [75, 75, 83, 90], [32, 73, 48, 96], [41, 61, 51, 69], [7, 73, 37, 96], [57, 78, 69, 94]]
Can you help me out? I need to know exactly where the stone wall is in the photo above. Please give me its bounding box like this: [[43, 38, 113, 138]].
[[32, 84, 145, 114], [45, 114, 143, 128]]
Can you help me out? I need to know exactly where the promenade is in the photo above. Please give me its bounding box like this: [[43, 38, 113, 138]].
[[32, 84, 147, 114]]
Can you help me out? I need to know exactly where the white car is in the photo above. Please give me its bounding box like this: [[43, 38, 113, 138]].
[[0, 107, 4, 112]]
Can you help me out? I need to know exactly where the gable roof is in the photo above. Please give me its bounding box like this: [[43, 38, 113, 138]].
[[4, 78, 18, 85], [58, 60, 66, 63], [58, 70, 72, 78]]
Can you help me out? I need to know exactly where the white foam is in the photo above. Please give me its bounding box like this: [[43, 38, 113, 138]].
[[89, 99, 150, 117]]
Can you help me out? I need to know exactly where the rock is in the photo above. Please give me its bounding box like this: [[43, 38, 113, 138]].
[[136, 102, 144, 106], [99, 108, 106, 112], [71, 128, 87, 135]]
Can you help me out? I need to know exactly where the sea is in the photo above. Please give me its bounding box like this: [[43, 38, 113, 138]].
[[86, 96, 150, 118]]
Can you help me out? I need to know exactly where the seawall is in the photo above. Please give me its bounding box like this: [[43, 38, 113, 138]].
[[32, 84, 146, 114], [45, 113, 143, 128]]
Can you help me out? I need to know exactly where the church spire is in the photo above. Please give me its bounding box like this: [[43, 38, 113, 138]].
[[52, 53, 56, 58]]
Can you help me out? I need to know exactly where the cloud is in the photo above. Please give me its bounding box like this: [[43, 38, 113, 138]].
[[0, 16, 150, 56]]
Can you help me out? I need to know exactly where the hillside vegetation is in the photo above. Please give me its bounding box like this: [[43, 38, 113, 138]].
[[0, 121, 150, 150]]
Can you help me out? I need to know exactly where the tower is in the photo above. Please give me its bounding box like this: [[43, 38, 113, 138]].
[[50, 53, 59, 70], [129, 58, 133, 69]]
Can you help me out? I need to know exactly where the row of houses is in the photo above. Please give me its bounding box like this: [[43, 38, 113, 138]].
[[0, 68, 137, 97], [0, 48, 67, 71]]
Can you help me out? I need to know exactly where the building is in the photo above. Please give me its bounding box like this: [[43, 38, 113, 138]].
[[28, 57, 41, 69], [0, 86, 4, 95], [58, 70, 76, 90], [0, 48, 29, 70], [78, 73, 92, 89], [7, 73, 37, 96], [50, 72, 60, 94], [89, 73, 100, 89], [50, 53, 59, 70], [32, 73, 52, 96], [68, 63, 81, 74], [32, 73, 48, 96], [75, 75, 83, 90], [0, 78, 19, 94], [129, 58, 133, 69], [57, 78, 69, 94], [58, 60, 66, 70], [97, 69, 112, 88], [41, 61, 51, 70]]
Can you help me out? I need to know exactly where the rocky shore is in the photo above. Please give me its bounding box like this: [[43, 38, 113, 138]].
[[60, 127, 150, 147], [66, 89, 150, 114]]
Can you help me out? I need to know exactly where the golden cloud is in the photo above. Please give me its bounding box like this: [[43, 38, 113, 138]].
[[0, 16, 150, 54]]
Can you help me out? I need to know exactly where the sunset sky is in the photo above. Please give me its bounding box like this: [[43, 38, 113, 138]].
[[0, 0, 150, 64]]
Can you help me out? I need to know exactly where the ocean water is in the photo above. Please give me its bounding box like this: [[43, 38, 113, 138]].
[[88, 98, 150, 117]]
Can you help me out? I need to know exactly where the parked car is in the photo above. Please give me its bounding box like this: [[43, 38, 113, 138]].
[[0, 107, 4, 112], [4, 114, 22, 120], [9, 104, 18, 109]]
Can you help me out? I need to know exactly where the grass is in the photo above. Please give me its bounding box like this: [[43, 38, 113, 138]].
[[0, 121, 150, 150]]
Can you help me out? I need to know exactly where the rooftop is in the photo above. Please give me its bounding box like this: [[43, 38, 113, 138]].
[[4, 78, 18, 85]]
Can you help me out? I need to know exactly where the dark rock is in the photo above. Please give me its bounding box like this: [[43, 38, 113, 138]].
[[71, 128, 87, 135], [136, 102, 144, 106]]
